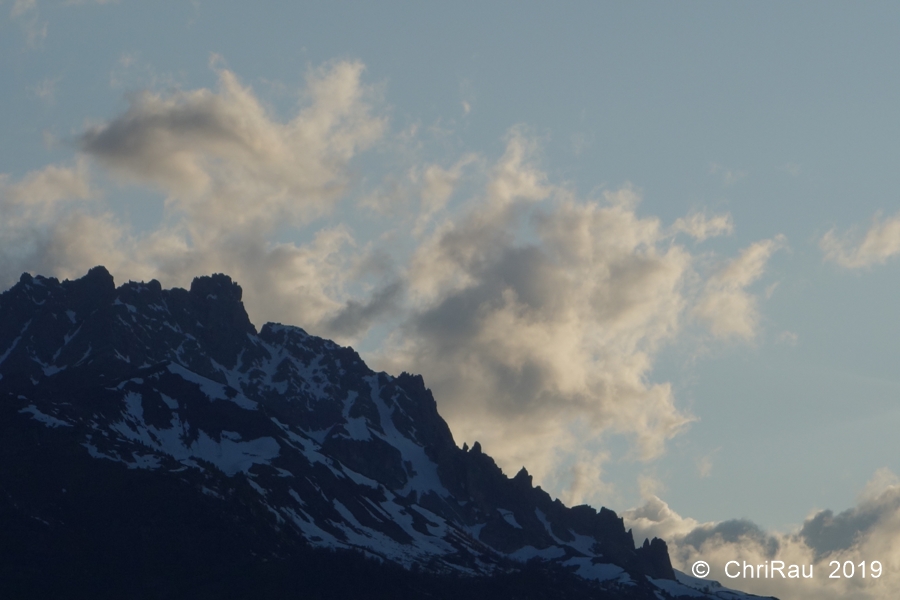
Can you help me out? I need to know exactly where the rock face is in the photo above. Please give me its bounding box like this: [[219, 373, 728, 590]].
[[0, 268, 774, 600]]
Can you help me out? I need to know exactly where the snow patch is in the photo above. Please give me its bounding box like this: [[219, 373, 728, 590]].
[[109, 391, 279, 476], [565, 529, 599, 555], [498, 508, 522, 529], [128, 452, 162, 470], [509, 545, 566, 561], [167, 362, 258, 410], [367, 375, 449, 497], [19, 405, 71, 428], [534, 508, 563, 543], [657, 571, 758, 599], [247, 479, 268, 496], [562, 557, 625, 582], [159, 393, 178, 409], [289, 489, 305, 505]]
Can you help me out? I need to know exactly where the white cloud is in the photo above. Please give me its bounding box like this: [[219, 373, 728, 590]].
[[693, 235, 786, 340], [820, 211, 900, 268], [626, 469, 900, 600], [1, 159, 92, 207], [671, 212, 734, 241], [638, 473, 666, 500], [558, 451, 614, 507], [379, 143, 700, 500], [410, 154, 479, 235], [3, 61, 391, 343], [81, 61, 385, 240], [0, 159, 94, 239], [1, 59, 789, 510], [697, 453, 715, 478]]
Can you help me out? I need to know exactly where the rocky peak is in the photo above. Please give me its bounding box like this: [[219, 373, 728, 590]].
[[187, 273, 257, 368], [0, 267, 771, 600]]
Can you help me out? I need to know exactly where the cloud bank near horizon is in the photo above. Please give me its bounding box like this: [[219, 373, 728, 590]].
[[625, 468, 900, 600]]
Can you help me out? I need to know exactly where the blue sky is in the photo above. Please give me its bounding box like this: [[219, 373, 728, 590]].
[[4, 2, 900, 597]]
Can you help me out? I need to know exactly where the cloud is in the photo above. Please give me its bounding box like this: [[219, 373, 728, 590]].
[[697, 451, 716, 478], [693, 236, 786, 340], [624, 493, 702, 542], [625, 469, 900, 600], [709, 163, 747, 186], [31, 77, 59, 104], [8, 0, 117, 48], [820, 211, 900, 268], [9, 0, 46, 47], [379, 140, 698, 498], [79, 61, 387, 332], [1, 59, 789, 509], [10, 0, 36, 18], [671, 212, 734, 242], [322, 279, 404, 338], [1, 159, 92, 208], [412, 154, 479, 235], [0, 160, 96, 257], [3, 61, 390, 342], [81, 61, 385, 239], [776, 330, 799, 346], [558, 451, 613, 507], [63, 0, 118, 5]]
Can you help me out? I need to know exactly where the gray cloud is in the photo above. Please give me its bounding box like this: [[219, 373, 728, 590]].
[[625, 470, 900, 600], [800, 507, 880, 561], [323, 280, 405, 338], [79, 62, 385, 241], [379, 150, 706, 497], [681, 519, 780, 557]]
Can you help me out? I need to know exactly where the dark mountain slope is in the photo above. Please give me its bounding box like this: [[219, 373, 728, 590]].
[[0, 267, 774, 599]]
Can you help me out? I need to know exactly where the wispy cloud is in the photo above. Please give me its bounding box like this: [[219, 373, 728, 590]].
[[671, 211, 734, 242], [776, 330, 799, 346], [9, 0, 46, 48], [820, 211, 900, 268], [31, 77, 59, 104], [709, 162, 747, 186], [693, 235, 786, 340]]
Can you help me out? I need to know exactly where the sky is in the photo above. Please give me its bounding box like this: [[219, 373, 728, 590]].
[[3, 2, 900, 598]]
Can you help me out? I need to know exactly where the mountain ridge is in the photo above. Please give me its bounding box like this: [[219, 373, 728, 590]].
[[0, 267, 774, 599]]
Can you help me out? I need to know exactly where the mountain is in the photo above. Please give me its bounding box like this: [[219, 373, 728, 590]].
[[0, 267, 774, 599]]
